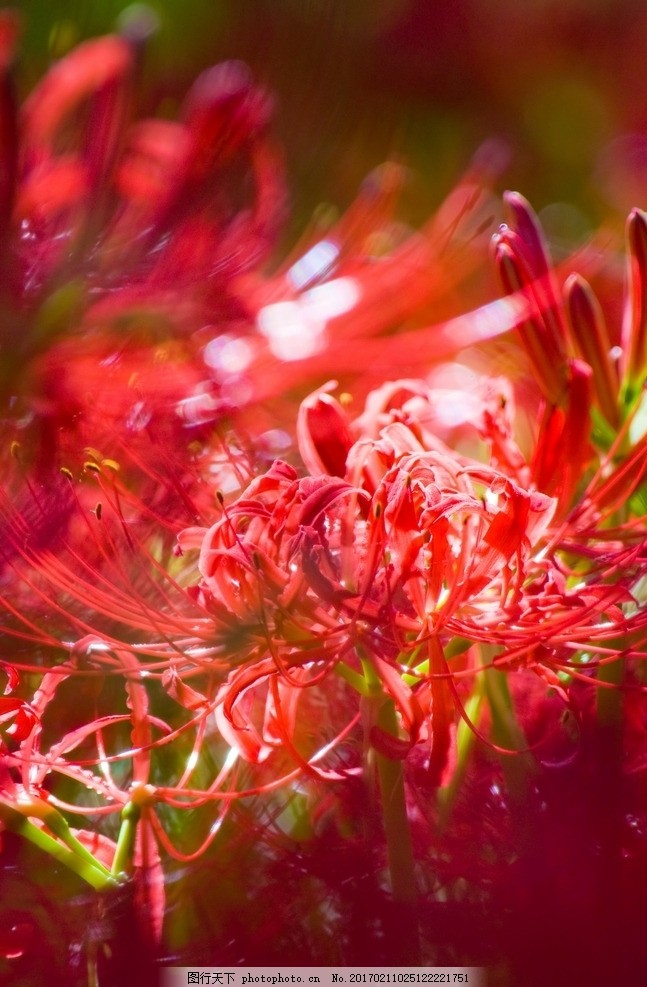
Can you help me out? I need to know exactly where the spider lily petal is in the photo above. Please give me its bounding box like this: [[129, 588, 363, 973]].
[[0, 696, 38, 741], [530, 358, 593, 508], [565, 273, 619, 427], [297, 383, 354, 477], [492, 232, 567, 404]]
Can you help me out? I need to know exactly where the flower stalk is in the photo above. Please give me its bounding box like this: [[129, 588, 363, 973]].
[[361, 656, 420, 964], [0, 799, 117, 891], [483, 665, 534, 804]]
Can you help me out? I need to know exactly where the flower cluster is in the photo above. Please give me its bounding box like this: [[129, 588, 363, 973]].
[[177, 346, 647, 785], [1, 19, 647, 982]]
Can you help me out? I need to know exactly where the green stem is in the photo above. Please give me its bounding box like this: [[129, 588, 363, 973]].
[[111, 799, 142, 877], [0, 801, 117, 891], [483, 666, 535, 802], [28, 800, 114, 880], [437, 685, 484, 828], [374, 698, 418, 910], [336, 659, 372, 695], [360, 656, 420, 964]]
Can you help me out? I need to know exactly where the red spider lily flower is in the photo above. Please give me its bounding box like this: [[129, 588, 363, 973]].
[[207, 144, 525, 415], [490, 190, 606, 406], [179, 378, 569, 784], [293, 376, 647, 773], [0, 450, 227, 680], [177, 460, 365, 768], [1, 635, 226, 940], [3, 20, 521, 489], [12, 31, 281, 312], [0, 644, 169, 936], [0, 15, 285, 484], [0, 450, 338, 892], [0, 617, 331, 965], [0, 11, 530, 549], [491, 191, 647, 446]]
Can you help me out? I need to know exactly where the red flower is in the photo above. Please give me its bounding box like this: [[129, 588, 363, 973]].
[[178, 460, 362, 767], [292, 376, 647, 773], [178, 378, 562, 780], [0, 15, 285, 479]]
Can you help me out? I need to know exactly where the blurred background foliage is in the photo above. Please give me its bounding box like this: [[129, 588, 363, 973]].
[[14, 0, 647, 247]]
